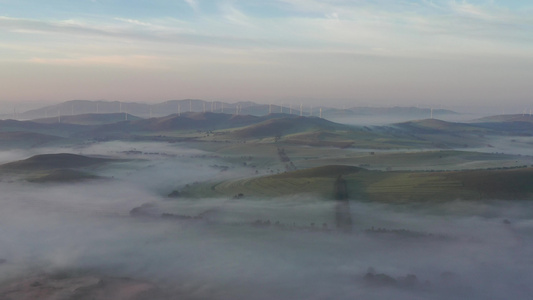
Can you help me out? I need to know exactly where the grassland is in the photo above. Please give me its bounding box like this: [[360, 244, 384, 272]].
[[4, 111, 533, 202], [179, 164, 533, 203], [26, 169, 102, 183], [0, 153, 118, 183]]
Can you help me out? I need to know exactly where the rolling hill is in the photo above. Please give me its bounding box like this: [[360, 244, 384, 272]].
[[472, 114, 533, 123], [396, 117, 533, 137], [31, 113, 142, 125], [83, 112, 349, 140], [8, 99, 459, 121], [230, 116, 348, 139], [0, 153, 115, 171], [180, 164, 533, 202]]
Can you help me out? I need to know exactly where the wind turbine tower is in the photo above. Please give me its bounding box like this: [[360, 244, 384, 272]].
[[300, 103, 303, 116], [319, 108, 322, 118]]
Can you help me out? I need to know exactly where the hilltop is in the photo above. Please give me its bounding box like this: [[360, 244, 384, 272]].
[[0, 153, 115, 171], [0, 153, 118, 183], [230, 116, 348, 139]]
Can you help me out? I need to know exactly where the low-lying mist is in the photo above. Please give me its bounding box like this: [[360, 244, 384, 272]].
[[0, 141, 532, 299]]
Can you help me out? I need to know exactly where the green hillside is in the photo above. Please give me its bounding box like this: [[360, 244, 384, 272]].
[[472, 114, 533, 123], [0, 153, 115, 171], [394, 119, 489, 134], [179, 165, 533, 202], [27, 169, 102, 183], [230, 116, 346, 139]]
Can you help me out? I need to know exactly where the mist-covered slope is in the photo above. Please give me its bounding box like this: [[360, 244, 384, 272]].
[[0, 132, 64, 149], [0, 153, 114, 171], [231, 116, 349, 139], [184, 164, 533, 202]]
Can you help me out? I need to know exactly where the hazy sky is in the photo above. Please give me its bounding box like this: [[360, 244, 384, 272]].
[[1, 0, 532, 109]]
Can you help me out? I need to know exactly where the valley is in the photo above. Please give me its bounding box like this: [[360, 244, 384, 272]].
[[1, 101, 533, 299]]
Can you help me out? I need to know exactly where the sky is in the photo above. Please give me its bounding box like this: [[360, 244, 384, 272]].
[[1, 0, 532, 110]]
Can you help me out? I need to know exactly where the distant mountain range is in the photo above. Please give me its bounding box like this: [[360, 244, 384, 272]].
[[1, 107, 532, 151], [1, 99, 458, 120]]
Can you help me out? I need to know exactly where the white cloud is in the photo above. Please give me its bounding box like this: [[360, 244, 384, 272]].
[[114, 17, 152, 27], [184, 0, 199, 12]]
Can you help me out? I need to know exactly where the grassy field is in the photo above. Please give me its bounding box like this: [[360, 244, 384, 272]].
[[26, 169, 102, 183], [0, 153, 117, 183], [178, 163, 533, 203]]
